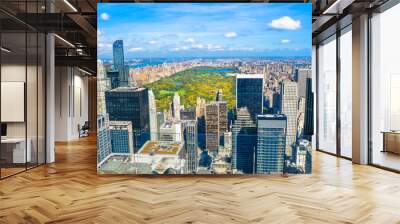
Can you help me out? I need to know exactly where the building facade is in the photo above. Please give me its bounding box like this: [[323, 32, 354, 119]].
[[205, 103, 220, 154], [236, 74, 264, 120], [109, 121, 134, 154], [112, 40, 128, 87], [232, 107, 257, 174], [97, 114, 112, 164], [105, 87, 150, 151], [183, 120, 198, 174], [280, 80, 298, 156], [256, 114, 287, 174], [148, 89, 158, 140]]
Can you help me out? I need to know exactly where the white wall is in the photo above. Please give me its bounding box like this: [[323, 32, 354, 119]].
[[54, 67, 89, 141]]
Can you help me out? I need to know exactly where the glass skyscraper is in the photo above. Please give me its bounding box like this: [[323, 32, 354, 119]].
[[109, 121, 134, 154], [183, 120, 198, 174], [113, 40, 128, 87], [106, 71, 120, 89], [256, 114, 287, 174], [97, 115, 112, 164], [105, 87, 150, 151], [236, 74, 264, 120], [232, 108, 257, 174], [303, 78, 314, 141]]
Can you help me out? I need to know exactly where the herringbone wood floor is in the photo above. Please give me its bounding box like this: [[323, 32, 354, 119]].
[[1, 136, 400, 224]]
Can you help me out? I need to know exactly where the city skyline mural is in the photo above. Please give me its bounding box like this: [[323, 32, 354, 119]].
[[97, 3, 313, 175]]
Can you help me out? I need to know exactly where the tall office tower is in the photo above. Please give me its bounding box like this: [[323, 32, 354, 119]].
[[183, 120, 198, 174], [109, 121, 134, 154], [148, 90, 158, 140], [105, 87, 149, 151], [106, 71, 120, 89], [297, 97, 306, 138], [256, 114, 287, 174], [205, 103, 219, 154], [159, 121, 182, 142], [294, 68, 311, 98], [113, 40, 128, 87], [196, 97, 206, 117], [263, 65, 270, 83], [280, 80, 298, 156], [97, 114, 112, 164], [156, 111, 165, 140], [236, 74, 264, 120], [196, 97, 207, 150], [97, 60, 111, 115], [216, 89, 223, 102], [232, 107, 257, 174], [180, 108, 196, 121], [218, 101, 228, 133], [172, 92, 181, 120], [303, 78, 314, 141]]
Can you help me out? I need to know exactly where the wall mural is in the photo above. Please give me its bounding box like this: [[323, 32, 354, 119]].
[[97, 3, 313, 175]]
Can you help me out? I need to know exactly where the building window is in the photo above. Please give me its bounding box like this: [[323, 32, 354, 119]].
[[370, 3, 400, 171], [339, 26, 352, 158], [317, 35, 337, 154]]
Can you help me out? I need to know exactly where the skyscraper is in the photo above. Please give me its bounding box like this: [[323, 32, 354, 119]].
[[97, 114, 112, 164], [297, 97, 306, 138], [106, 71, 120, 89], [303, 78, 314, 141], [113, 40, 128, 87], [109, 121, 134, 154], [172, 92, 181, 121], [205, 99, 228, 155], [105, 87, 149, 151], [216, 90, 228, 133], [97, 60, 111, 115], [205, 103, 219, 154], [294, 68, 311, 98], [232, 107, 257, 174], [280, 80, 298, 156], [148, 89, 158, 140], [218, 101, 228, 146], [236, 74, 264, 120], [183, 120, 198, 174], [256, 114, 287, 174], [196, 97, 207, 150]]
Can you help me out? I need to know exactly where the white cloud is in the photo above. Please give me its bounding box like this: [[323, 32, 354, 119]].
[[191, 44, 204, 49], [184, 38, 196, 44], [98, 42, 112, 49], [170, 43, 223, 52], [128, 47, 144, 52], [207, 44, 223, 51], [281, 39, 291, 44], [148, 40, 158, 45], [224, 32, 237, 38], [268, 16, 301, 30], [100, 13, 110, 21]]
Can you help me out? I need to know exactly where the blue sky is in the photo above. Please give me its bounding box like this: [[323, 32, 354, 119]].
[[98, 3, 311, 59]]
